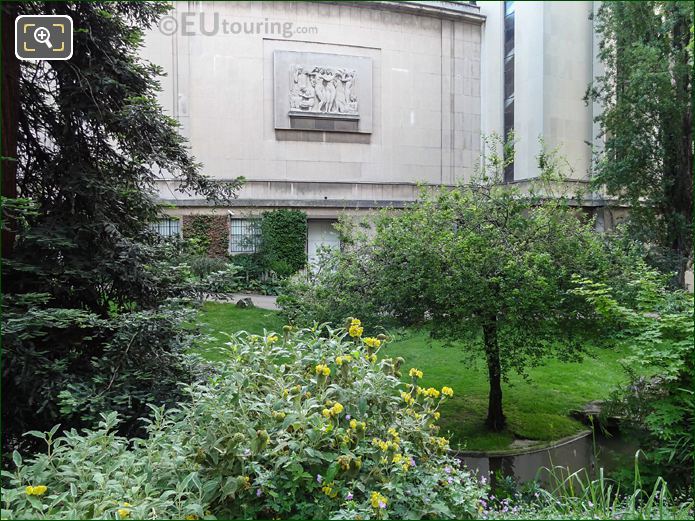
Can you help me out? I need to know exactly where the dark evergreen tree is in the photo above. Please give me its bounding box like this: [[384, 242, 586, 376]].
[[1, 2, 241, 447]]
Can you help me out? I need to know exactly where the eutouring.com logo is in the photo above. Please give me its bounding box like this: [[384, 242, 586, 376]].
[[158, 13, 318, 38]]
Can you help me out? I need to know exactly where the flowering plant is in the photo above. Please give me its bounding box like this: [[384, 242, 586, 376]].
[[2, 322, 483, 520]]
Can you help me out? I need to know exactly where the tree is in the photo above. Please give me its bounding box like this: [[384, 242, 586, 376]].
[[586, 1, 693, 286], [1, 2, 241, 444], [4, 1, 242, 312], [362, 143, 611, 431]]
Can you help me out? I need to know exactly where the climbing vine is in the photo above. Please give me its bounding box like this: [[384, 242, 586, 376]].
[[259, 210, 307, 276], [181, 215, 228, 257]]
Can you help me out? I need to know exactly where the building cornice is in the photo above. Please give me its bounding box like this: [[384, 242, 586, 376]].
[[321, 1, 486, 24]]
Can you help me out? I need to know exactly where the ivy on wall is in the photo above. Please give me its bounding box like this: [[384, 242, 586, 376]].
[[259, 210, 307, 277], [181, 215, 228, 257], [180, 210, 308, 276]]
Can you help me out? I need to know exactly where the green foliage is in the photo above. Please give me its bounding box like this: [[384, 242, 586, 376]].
[[572, 262, 694, 489], [278, 242, 387, 333], [1, 326, 486, 520], [586, 1, 694, 282], [480, 464, 693, 519], [281, 138, 615, 431], [1, 293, 202, 445], [259, 210, 307, 277], [2, 1, 241, 447], [54, 304, 202, 434]]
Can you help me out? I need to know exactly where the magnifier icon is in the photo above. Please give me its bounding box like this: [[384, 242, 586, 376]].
[[33, 26, 53, 49]]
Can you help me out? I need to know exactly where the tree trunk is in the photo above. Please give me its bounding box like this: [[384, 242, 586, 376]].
[[666, 4, 693, 288], [1, 2, 19, 259], [483, 317, 505, 431]]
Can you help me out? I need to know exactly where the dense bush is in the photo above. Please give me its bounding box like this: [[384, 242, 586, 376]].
[[479, 468, 693, 520], [278, 240, 387, 333], [259, 210, 307, 277], [573, 262, 694, 490], [1, 323, 485, 520], [1, 294, 203, 446]]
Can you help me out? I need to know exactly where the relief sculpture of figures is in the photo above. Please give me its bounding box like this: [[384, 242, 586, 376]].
[[289, 64, 358, 115]]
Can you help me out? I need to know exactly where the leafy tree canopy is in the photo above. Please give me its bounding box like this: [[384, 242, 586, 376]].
[[586, 1, 693, 284], [349, 141, 615, 430]]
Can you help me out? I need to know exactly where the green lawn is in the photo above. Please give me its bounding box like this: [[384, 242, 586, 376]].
[[194, 302, 632, 451], [193, 302, 285, 361]]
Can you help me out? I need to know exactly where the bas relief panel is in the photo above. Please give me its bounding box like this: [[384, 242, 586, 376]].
[[274, 51, 372, 133], [289, 65, 358, 116]]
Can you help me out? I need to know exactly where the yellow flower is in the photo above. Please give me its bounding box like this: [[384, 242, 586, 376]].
[[336, 356, 344, 366], [348, 324, 363, 338], [387, 427, 401, 443], [25, 485, 47, 496], [400, 391, 415, 406], [349, 419, 357, 429], [266, 334, 279, 344], [117, 509, 130, 519], [430, 436, 449, 452], [331, 402, 344, 415], [338, 455, 352, 470], [370, 491, 388, 509], [434, 411, 441, 420], [322, 408, 332, 418], [351, 318, 362, 326], [363, 337, 382, 348], [441, 386, 454, 397], [185, 515, 199, 520], [408, 368, 423, 379], [315, 364, 331, 376], [392, 453, 403, 464], [424, 387, 440, 399]]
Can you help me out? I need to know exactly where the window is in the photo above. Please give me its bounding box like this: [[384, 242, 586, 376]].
[[150, 218, 181, 237], [229, 218, 261, 253], [503, 0, 515, 182]]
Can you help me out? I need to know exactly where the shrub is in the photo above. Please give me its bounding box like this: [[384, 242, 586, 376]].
[[1, 322, 485, 520], [259, 210, 307, 277], [574, 262, 694, 490], [55, 303, 203, 435], [278, 244, 386, 333], [185, 255, 229, 279], [1, 295, 202, 445]]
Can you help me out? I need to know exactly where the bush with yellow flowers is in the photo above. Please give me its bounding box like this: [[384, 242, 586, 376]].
[[1, 322, 482, 520]]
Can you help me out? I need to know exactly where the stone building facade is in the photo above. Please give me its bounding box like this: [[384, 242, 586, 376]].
[[143, 1, 620, 261]]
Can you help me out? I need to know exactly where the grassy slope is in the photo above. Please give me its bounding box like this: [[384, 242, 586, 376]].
[[194, 302, 631, 451]]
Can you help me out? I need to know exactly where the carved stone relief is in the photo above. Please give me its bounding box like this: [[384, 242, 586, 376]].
[[289, 65, 358, 116]]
